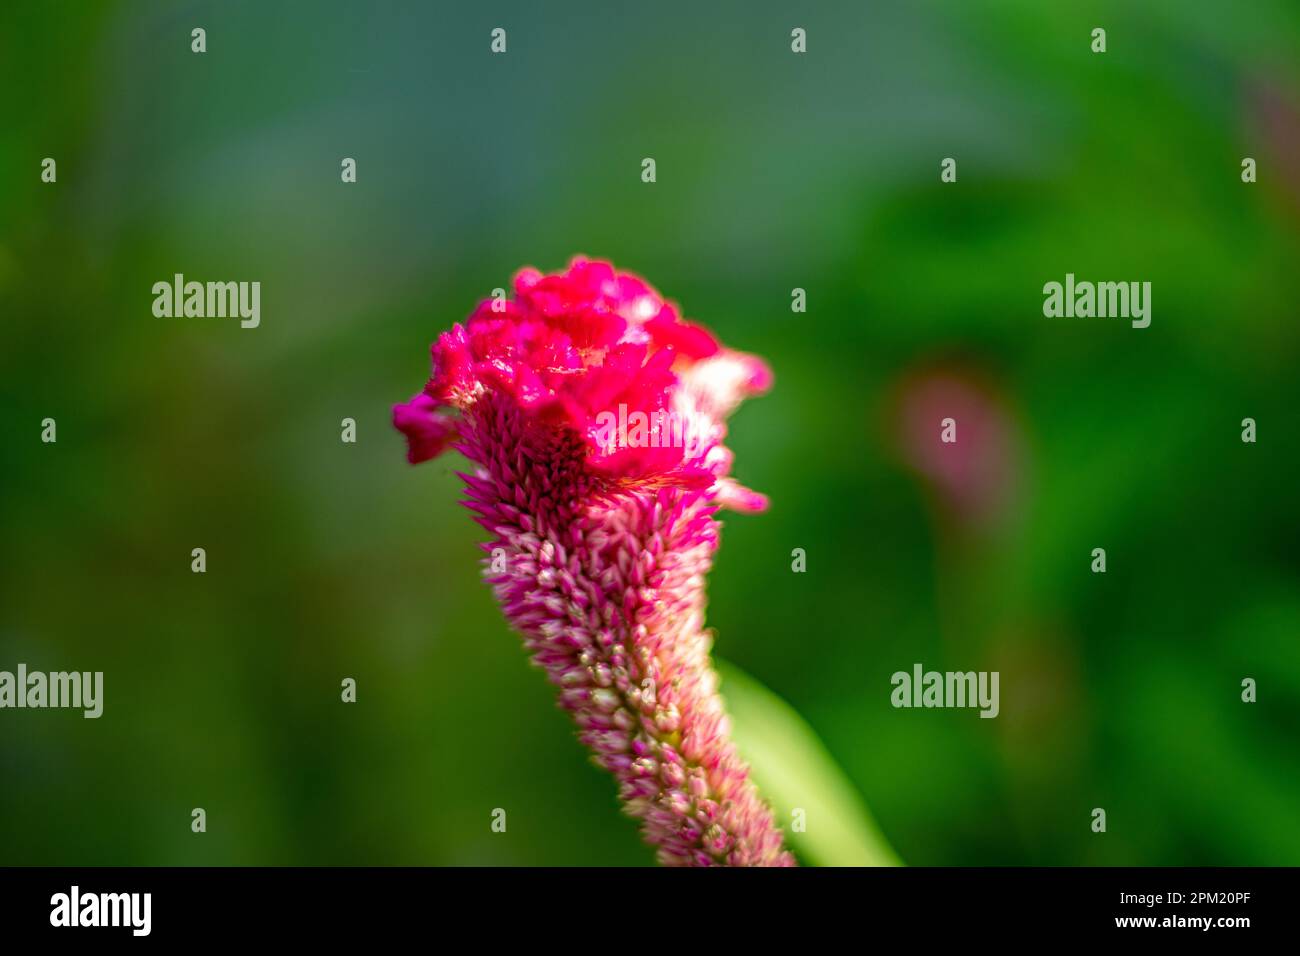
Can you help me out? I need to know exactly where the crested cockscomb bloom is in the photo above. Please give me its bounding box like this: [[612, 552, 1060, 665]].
[[394, 257, 793, 866]]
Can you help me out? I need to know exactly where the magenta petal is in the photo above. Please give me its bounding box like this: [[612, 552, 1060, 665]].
[[392, 394, 458, 464]]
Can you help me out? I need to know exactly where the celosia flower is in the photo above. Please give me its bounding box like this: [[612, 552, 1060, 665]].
[[394, 257, 793, 866]]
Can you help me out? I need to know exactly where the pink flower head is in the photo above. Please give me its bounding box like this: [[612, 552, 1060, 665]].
[[398, 257, 772, 506], [395, 257, 791, 866]]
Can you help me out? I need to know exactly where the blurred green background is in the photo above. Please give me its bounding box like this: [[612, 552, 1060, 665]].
[[2, 0, 1298, 866]]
